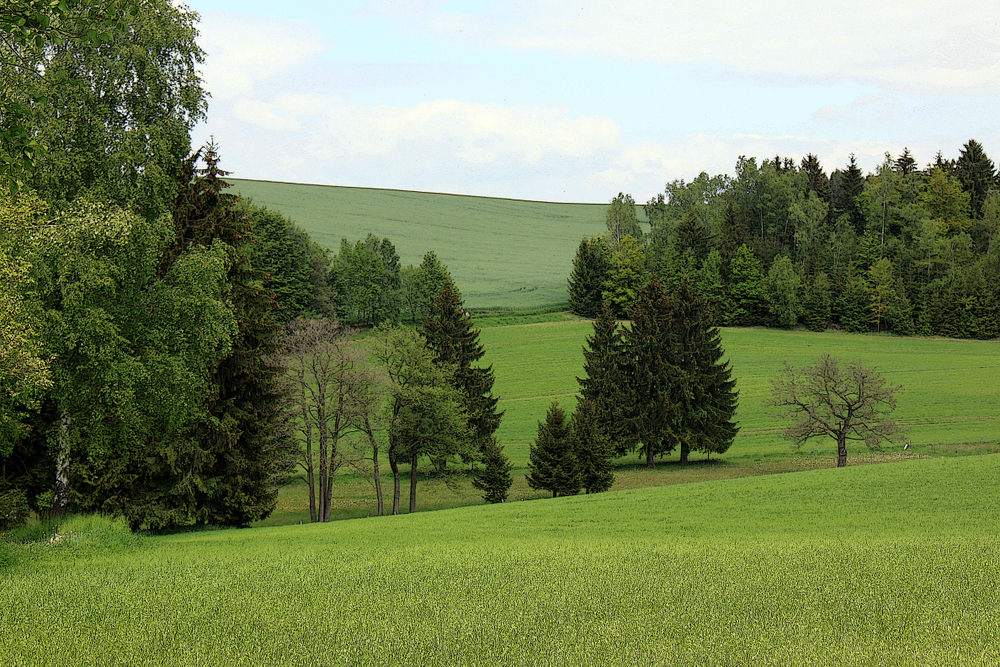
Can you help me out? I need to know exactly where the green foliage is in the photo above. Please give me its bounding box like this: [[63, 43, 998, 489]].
[[605, 192, 643, 248], [921, 167, 971, 236], [526, 401, 580, 498], [836, 274, 873, 333], [568, 398, 614, 494], [956, 139, 997, 219], [331, 234, 401, 326], [471, 437, 512, 503], [567, 236, 610, 317], [7, 0, 206, 216], [802, 272, 832, 332], [728, 243, 764, 325], [762, 255, 804, 328], [0, 488, 30, 530], [601, 234, 647, 316], [243, 203, 332, 322], [577, 302, 634, 456], [420, 280, 503, 453]]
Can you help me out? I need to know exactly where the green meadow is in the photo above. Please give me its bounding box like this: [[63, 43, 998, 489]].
[[229, 179, 610, 310], [3, 455, 1000, 665], [254, 317, 1000, 526]]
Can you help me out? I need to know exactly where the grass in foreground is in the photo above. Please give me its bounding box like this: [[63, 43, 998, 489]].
[[2, 455, 999, 665]]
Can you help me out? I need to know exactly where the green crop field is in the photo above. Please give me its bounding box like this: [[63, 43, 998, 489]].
[[3, 455, 1000, 665], [229, 179, 612, 310]]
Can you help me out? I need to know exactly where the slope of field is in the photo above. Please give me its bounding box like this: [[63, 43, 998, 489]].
[[4, 455, 1000, 665], [229, 179, 610, 309], [481, 318, 1000, 462]]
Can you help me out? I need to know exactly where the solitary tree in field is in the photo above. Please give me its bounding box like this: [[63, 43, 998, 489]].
[[472, 437, 513, 504], [770, 354, 902, 467]]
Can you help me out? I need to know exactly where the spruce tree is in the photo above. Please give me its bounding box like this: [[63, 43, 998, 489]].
[[801, 153, 831, 206], [578, 301, 635, 456], [569, 398, 615, 493], [666, 277, 739, 465], [894, 148, 918, 175], [568, 236, 611, 317], [956, 139, 997, 219], [836, 154, 867, 235], [420, 279, 503, 454], [622, 277, 680, 468], [526, 401, 580, 498], [803, 272, 832, 332], [471, 437, 513, 503]]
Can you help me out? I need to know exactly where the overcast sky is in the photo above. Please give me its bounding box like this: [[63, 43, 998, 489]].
[[186, 0, 1000, 203]]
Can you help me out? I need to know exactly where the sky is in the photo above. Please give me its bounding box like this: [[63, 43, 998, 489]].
[[185, 0, 1000, 203]]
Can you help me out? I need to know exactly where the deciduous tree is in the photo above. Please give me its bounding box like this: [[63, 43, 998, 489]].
[[770, 354, 902, 467]]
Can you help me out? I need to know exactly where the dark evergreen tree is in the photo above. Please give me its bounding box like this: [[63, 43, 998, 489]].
[[569, 398, 615, 494], [420, 279, 503, 454], [834, 154, 866, 235], [956, 139, 997, 219], [471, 437, 513, 503], [802, 272, 832, 332], [675, 208, 712, 269], [526, 401, 580, 498], [836, 274, 873, 333], [895, 148, 918, 175], [568, 236, 611, 317], [577, 301, 635, 456], [801, 153, 831, 206], [665, 277, 739, 465], [622, 277, 681, 467]]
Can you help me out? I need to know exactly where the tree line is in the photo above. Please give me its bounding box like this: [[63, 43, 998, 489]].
[[570, 144, 1000, 339]]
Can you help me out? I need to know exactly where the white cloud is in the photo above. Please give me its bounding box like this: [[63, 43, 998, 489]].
[[431, 0, 1000, 94], [233, 96, 622, 165], [196, 11, 327, 101]]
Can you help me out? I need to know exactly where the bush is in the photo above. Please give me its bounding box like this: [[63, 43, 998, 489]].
[[0, 488, 30, 530]]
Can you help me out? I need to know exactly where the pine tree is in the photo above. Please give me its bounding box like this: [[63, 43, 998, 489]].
[[420, 279, 502, 455], [833, 154, 866, 235], [956, 139, 997, 219], [578, 301, 635, 456], [568, 236, 611, 317], [895, 148, 918, 175], [569, 398, 615, 493], [836, 274, 873, 333], [801, 153, 831, 206], [471, 437, 513, 503], [666, 277, 739, 465], [675, 208, 712, 268], [526, 401, 580, 498], [622, 277, 681, 467], [803, 272, 832, 332], [624, 276, 739, 467]]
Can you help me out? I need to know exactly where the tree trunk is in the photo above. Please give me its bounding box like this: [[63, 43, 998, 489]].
[[409, 450, 418, 514], [53, 407, 71, 516], [317, 401, 328, 522], [680, 442, 690, 466], [389, 451, 401, 515], [837, 434, 848, 468], [302, 404, 316, 523], [646, 445, 655, 468]]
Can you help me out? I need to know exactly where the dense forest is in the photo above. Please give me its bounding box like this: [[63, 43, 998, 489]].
[[571, 146, 1000, 339]]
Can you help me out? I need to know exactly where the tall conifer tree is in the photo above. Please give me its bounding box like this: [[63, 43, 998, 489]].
[[569, 398, 615, 493], [578, 301, 635, 456], [420, 279, 502, 454], [526, 401, 580, 498], [568, 236, 611, 317]]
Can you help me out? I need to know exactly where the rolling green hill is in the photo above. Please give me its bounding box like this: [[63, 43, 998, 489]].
[[228, 179, 611, 310], [4, 455, 999, 665]]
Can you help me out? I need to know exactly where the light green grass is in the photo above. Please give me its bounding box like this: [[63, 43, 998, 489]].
[[258, 320, 999, 526], [481, 320, 1000, 461], [3, 456, 1000, 665], [229, 179, 610, 309]]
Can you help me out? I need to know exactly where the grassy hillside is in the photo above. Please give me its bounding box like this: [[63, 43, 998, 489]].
[[259, 318, 999, 525], [3, 455, 999, 665], [228, 179, 610, 309]]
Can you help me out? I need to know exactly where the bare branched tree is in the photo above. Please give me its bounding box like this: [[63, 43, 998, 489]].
[[276, 318, 378, 522], [770, 354, 903, 467]]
